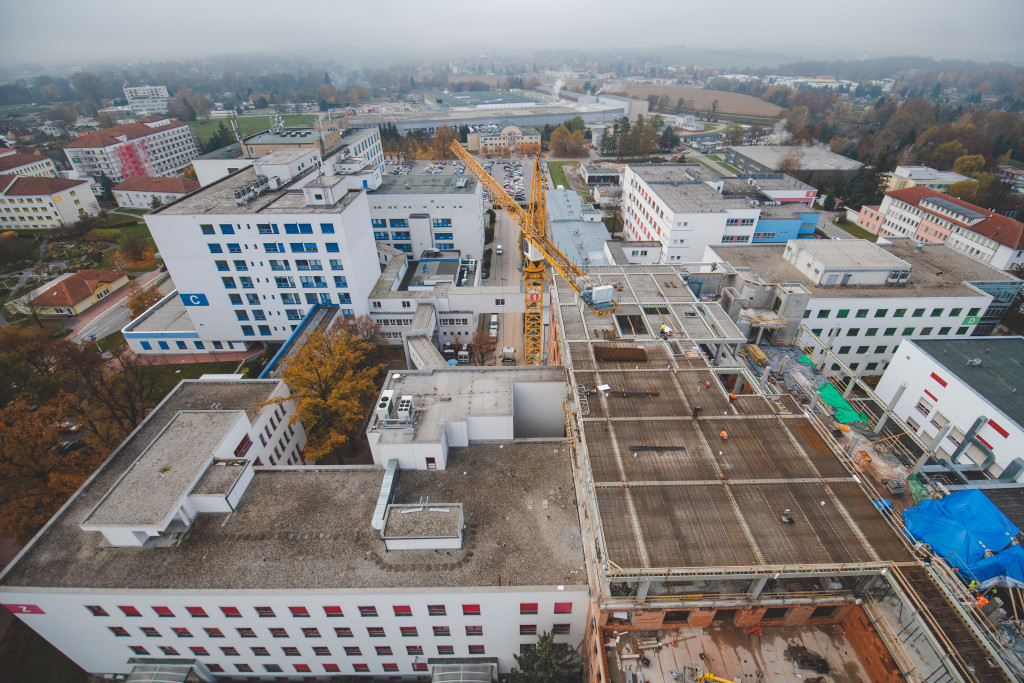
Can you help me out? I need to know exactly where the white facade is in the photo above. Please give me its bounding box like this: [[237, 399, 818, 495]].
[[123, 85, 170, 116], [368, 176, 484, 259], [948, 231, 1024, 272], [0, 586, 587, 680], [193, 156, 253, 187], [114, 187, 188, 209], [0, 150, 58, 177], [0, 177, 99, 229], [875, 338, 1024, 475], [622, 165, 760, 263], [146, 193, 379, 345]]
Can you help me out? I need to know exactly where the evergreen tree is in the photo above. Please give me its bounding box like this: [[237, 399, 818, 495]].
[[508, 632, 581, 683]]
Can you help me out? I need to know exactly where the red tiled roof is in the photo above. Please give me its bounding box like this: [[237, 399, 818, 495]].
[[0, 153, 49, 173], [65, 119, 189, 149], [31, 270, 125, 307], [886, 186, 1024, 250], [112, 176, 200, 194], [0, 174, 89, 196]]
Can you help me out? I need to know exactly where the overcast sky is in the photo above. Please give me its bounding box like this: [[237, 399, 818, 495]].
[[3, 0, 1023, 70]]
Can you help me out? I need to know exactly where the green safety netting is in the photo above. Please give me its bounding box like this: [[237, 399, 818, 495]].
[[907, 474, 934, 504], [817, 382, 868, 424], [798, 355, 816, 366]]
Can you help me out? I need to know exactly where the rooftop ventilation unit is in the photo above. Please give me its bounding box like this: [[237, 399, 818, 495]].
[[397, 396, 414, 421], [376, 390, 395, 421], [455, 178, 467, 188]]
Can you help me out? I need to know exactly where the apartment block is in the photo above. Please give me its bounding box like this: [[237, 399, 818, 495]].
[[0, 175, 99, 229], [123, 85, 170, 116], [0, 149, 58, 177], [112, 176, 200, 209], [65, 116, 199, 187]]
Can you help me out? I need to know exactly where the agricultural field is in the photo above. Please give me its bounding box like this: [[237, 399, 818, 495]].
[[565, 81, 783, 118], [188, 114, 319, 145]]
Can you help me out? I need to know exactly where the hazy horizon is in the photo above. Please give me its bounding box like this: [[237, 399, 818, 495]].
[[3, 0, 1023, 74]]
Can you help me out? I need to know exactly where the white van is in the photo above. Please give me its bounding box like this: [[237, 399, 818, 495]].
[[496, 244, 503, 255]]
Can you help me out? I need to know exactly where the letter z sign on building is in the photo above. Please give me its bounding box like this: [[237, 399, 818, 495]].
[[3, 603, 45, 614]]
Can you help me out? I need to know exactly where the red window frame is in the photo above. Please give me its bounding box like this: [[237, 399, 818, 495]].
[[270, 627, 288, 638], [302, 627, 321, 638], [159, 646, 178, 656], [400, 626, 418, 637], [119, 605, 141, 617], [358, 605, 378, 617], [108, 626, 129, 637], [86, 605, 108, 616], [413, 662, 428, 672], [375, 646, 393, 656], [129, 645, 149, 655], [334, 626, 353, 637], [393, 605, 412, 617], [407, 645, 424, 655], [189, 646, 209, 656], [353, 664, 370, 672], [462, 604, 480, 615], [344, 646, 361, 656], [234, 664, 252, 673], [520, 602, 538, 615], [152, 606, 173, 617], [438, 645, 455, 655], [367, 626, 385, 637], [323, 605, 343, 617], [289, 605, 310, 617], [554, 602, 573, 614], [237, 627, 256, 638], [185, 606, 207, 618], [220, 606, 241, 618], [466, 625, 483, 636], [324, 664, 340, 672], [383, 663, 399, 672], [171, 627, 192, 638], [520, 624, 537, 635], [282, 646, 300, 656], [468, 644, 485, 655], [140, 626, 159, 637], [294, 664, 311, 673], [427, 604, 446, 616], [313, 646, 331, 656], [220, 646, 239, 656], [251, 646, 270, 656], [433, 625, 450, 636], [552, 623, 571, 634], [203, 627, 223, 638]]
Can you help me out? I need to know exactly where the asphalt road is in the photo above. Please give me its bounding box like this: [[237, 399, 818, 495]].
[[73, 275, 176, 343]]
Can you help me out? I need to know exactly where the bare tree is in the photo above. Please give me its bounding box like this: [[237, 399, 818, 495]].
[[778, 147, 805, 177]]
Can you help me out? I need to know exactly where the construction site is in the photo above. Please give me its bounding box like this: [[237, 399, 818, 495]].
[[545, 263, 1023, 683]]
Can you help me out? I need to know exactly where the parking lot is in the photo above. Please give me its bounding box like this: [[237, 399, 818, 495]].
[[383, 157, 544, 206]]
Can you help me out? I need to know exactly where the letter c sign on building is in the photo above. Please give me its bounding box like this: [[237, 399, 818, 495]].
[[181, 293, 209, 306]]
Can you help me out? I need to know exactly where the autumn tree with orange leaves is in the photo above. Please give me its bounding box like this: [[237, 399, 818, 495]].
[[126, 281, 163, 319], [267, 322, 385, 462]]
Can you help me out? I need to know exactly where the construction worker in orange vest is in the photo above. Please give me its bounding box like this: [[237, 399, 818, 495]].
[[720, 430, 728, 440]]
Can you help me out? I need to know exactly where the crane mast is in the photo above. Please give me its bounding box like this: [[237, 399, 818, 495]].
[[450, 142, 617, 366]]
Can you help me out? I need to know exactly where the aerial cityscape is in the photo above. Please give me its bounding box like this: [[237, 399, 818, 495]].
[[3, 1, 1024, 682]]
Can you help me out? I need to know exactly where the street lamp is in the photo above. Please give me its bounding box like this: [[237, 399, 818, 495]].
[[88, 333, 101, 353]]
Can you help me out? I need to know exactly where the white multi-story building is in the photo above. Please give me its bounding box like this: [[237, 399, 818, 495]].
[[123, 85, 171, 116], [707, 239, 1023, 374], [0, 149, 58, 177], [367, 174, 484, 258], [622, 165, 818, 263], [886, 165, 970, 192], [875, 336, 1024, 476], [64, 116, 199, 188], [112, 176, 200, 208], [0, 175, 99, 229], [857, 186, 1024, 271], [0, 376, 587, 681]]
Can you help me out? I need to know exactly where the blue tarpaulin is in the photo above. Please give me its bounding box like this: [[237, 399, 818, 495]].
[[903, 489, 1024, 590]]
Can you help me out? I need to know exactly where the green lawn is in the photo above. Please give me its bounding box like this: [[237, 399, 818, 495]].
[[1006, 158, 1024, 171], [833, 217, 879, 242], [115, 207, 150, 216], [547, 161, 571, 190], [142, 361, 248, 396], [188, 114, 318, 146]]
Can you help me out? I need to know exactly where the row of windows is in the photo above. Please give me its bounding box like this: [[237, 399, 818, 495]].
[[88, 602, 571, 618], [125, 651, 424, 674], [808, 306, 978, 320], [809, 326, 964, 339], [111, 622, 539, 640], [209, 242, 342, 255]]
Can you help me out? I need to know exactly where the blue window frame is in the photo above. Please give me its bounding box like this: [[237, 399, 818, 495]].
[[176, 341, 187, 350], [284, 223, 313, 235], [257, 224, 278, 234], [436, 243, 454, 250], [341, 309, 354, 318], [270, 259, 289, 271], [338, 293, 351, 304], [208, 243, 223, 253], [295, 259, 323, 271], [246, 293, 260, 305], [241, 326, 255, 336], [264, 243, 284, 253], [222, 277, 236, 289], [141, 341, 152, 350], [289, 243, 318, 253], [229, 293, 242, 305], [334, 276, 348, 287], [275, 276, 296, 289], [240, 277, 254, 289], [391, 231, 410, 241], [373, 231, 388, 241], [431, 218, 452, 228], [371, 219, 387, 228], [236, 310, 249, 321], [253, 310, 266, 321], [195, 342, 205, 349], [320, 223, 335, 233], [201, 224, 215, 235], [300, 276, 327, 288], [233, 260, 248, 271], [394, 244, 412, 253], [286, 309, 303, 320], [220, 224, 235, 234], [434, 232, 453, 241], [329, 259, 344, 270], [215, 260, 229, 271], [258, 325, 271, 336], [389, 219, 409, 228], [158, 341, 169, 350], [281, 293, 300, 304], [305, 293, 319, 304], [227, 243, 241, 253], [213, 341, 223, 349], [325, 243, 339, 253]]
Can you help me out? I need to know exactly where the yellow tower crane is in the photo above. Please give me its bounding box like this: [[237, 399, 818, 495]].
[[450, 142, 618, 365]]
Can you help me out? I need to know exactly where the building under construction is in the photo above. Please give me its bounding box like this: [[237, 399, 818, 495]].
[[548, 263, 1020, 683]]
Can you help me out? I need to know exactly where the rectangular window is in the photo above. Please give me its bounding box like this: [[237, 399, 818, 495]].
[[233, 259, 247, 271], [855, 309, 868, 318], [283, 646, 300, 656], [220, 646, 239, 656], [201, 224, 214, 234], [903, 327, 915, 335], [912, 308, 925, 317], [950, 308, 962, 317], [237, 627, 256, 638], [938, 326, 951, 335], [354, 664, 370, 672], [239, 276, 253, 288], [160, 646, 179, 656], [816, 310, 830, 318], [930, 308, 943, 317], [367, 627, 385, 637], [255, 606, 275, 618], [433, 626, 451, 637], [414, 662, 428, 672], [313, 646, 331, 656], [373, 230, 388, 240], [359, 606, 378, 617], [552, 624, 571, 635], [874, 308, 888, 318], [295, 664, 311, 673], [375, 646, 393, 656], [289, 606, 310, 618], [270, 627, 288, 638], [323, 606, 343, 617], [221, 276, 236, 289], [251, 646, 270, 656], [393, 605, 412, 617], [400, 626, 418, 637], [921, 327, 933, 335], [438, 645, 455, 655], [407, 645, 424, 655], [344, 646, 362, 656], [228, 293, 242, 305], [208, 243, 222, 253], [171, 627, 192, 638], [215, 259, 229, 271], [883, 328, 896, 336], [320, 223, 335, 233], [233, 664, 251, 673], [258, 223, 278, 234], [176, 341, 187, 350], [119, 606, 141, 617], [334, 627, 353, 638], [846, 328, 859, 336], [875, 345, 887, 353], [235, 310, 248, 321], [258, 325, 270, 336], [87, 605, 108, 617], [468, 645, 486, 655], [836, 309, 849, 318], [866, 328, 878, 337], [520, 603, 538, 615], [302, 627, 321, 638], [334, 275, 348, 287], [428, 605, 446, 616], [220, 224, 234, 234], [325, 242, 339, 253], [151, 606, 172, 617], [129, 645, 149, 655], [227, 243, 241, 253], [894, 308, 906, 318], [462, 604, 481, 615], [203, 627, 223, 638], [109, 626, 129, 636], [466, 625, 483, 636], [554, 602, 573, 614], [520, 625, 537, 635]]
